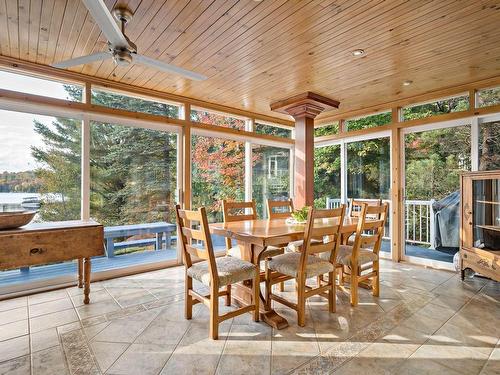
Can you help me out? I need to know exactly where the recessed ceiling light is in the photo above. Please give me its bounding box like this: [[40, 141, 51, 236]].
[[403, 80, 413, 86], [351, 49, 365, 56]]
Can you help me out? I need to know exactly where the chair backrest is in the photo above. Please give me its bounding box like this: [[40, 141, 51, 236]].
[[351, 202, 389, 258], [267, 198, 294, 219], [175, 205, 218, 281], [349, 198, 382, 219], [221, 199, 257, 250], [299, 205, 346, 270]]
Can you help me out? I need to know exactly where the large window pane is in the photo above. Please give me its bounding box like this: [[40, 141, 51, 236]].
[[477, 87, 500, 108], [91, 88, 180, 118], [191, 108, 246, 130], [0, 69, 83, 101], [479, 120, 500, 171], [191, 135, 245, 251], [345, 112, 391, 131], [254, 122, 292, 138], [252, 145, 290, 218], [90, 121, 178, 265], [402, 94, 469, 121], [314, 144, 341, 208], [404, 125, 471, 262], [0, 110, 81, 291], [315, 122, 339, 137]]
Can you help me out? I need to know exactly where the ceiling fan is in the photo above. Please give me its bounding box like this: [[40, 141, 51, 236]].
[[52, 0, 207, 81]]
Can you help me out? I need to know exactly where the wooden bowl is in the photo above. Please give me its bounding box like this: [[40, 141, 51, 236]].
[[0, 211, 37, 230]]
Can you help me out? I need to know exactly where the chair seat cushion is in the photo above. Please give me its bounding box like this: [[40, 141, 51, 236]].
[[286, 239, 322, 252], [228, 245, 284, 259], [187, 256, 257, 287], [268, 252, 334, 278], [336, 244, 378, 266]]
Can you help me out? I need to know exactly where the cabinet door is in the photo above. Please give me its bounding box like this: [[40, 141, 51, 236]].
[[472, 177, 500, 251]]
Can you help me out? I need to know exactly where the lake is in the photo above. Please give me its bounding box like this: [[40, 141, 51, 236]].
[[0, 192, 40, 212]]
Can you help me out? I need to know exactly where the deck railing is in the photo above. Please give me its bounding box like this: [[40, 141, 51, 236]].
[[326, 198, 435, 248]]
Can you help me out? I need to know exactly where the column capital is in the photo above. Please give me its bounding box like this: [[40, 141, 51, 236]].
[[270, 92, 340, 119]]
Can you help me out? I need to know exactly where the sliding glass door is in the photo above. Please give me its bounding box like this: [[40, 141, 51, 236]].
[[403, 122, 471, 265]]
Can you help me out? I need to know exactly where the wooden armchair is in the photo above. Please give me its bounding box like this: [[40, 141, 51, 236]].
[[175, 205, 260, 339], [265, 206, 345, 327], [337, 202, 388, 306]]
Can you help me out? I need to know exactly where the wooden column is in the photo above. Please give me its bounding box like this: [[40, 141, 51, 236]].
[[271, 92, 339, 208]]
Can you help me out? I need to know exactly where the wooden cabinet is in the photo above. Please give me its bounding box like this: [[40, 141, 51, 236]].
[[0, 220, 104, 303], [460, 171, 500, 282]]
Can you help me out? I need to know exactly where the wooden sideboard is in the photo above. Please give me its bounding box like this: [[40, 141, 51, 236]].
[[0, 220, 104, 303], [460, 171, 500, 282]]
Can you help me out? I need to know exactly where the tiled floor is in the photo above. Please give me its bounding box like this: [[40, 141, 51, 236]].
[[0, 260, 498, 375]]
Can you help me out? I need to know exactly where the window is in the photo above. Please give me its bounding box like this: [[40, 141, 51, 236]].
[[91, 88, 180, 118], [477, 87, 500, 108], [0, 109, 81, 291], [345, 111, 391, 131], [314, 122, 339, 137], [90, 121, 178, 262], [0, 69, 83, 101], [479, 120, 500, 171], [402, 94, 469, 121], [254, 122, 292, 138], [314, 144, 341, 208], [191, 135, 245, 251], [0, 110, 82, 220], [252, 145, 290, 218], [190, 108, 246, 130]]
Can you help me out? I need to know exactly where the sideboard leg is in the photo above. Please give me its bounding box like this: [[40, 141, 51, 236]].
[[83, 257, 91, 304], [77, 258, 83, 288]]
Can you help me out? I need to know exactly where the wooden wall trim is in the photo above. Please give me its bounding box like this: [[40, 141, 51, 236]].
[[0, 55, 294, 127], [316, 74, 500, 126]]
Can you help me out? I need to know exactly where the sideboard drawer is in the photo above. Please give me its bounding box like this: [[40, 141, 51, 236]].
[[0, 227, 104, 270]]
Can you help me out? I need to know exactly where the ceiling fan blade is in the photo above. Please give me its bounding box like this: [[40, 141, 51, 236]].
[[52, 51, 112, 68], [82, 0, 129, 48], [133, 54, 207, 81]]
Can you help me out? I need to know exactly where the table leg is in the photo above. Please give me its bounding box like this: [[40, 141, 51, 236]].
[[77, 258, 83, 288], [83, 257, 91, 304], [155, 233, 162, 250], [231, 242, 289, 330]]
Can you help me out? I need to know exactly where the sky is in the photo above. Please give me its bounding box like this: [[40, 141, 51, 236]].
[[0, 70, 75, 172]]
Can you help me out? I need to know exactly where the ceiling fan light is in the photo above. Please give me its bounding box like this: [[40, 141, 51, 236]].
[[113, 50, 132, 66]]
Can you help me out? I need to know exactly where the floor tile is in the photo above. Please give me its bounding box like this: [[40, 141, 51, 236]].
[[0, 306, 28, 325], [30, 328, 59, 353], [76, 299, 121, 320], [29, 308, 78, 333], [32, 346, 68, 375], [90, 341, 129, 373], [0, 319, 29, 341], [0, 335, 30, 363], [107, 343, 175, 375], [0, 355, 30, 375], [28, 298, 73, 318]]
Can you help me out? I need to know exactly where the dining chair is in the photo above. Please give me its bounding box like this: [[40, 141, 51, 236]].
[[345, 198, 383, 245], [264, 206, 346, 327], [336, 202, 388, 306], [175, 205, 260, 340], [222, 199, 283, 259], [267, 198, 294, 219]]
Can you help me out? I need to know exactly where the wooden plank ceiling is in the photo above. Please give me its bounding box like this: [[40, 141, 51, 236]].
[[0, 0, 499, 121]]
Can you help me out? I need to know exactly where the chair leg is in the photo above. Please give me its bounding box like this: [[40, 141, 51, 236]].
[[350, 265, 359, 307], [225, 284, 231, 306], [185, 275, 193, 320], [252, 273, 260, 322], [372, 261, 380, 297], [297, 277, 306, 327], [279, 281, 285, 292], [209, 285, 219, 340], [328, 271, 336, 313]]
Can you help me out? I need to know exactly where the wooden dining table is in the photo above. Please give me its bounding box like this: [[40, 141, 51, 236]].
[[209, 216, 363, 329]]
